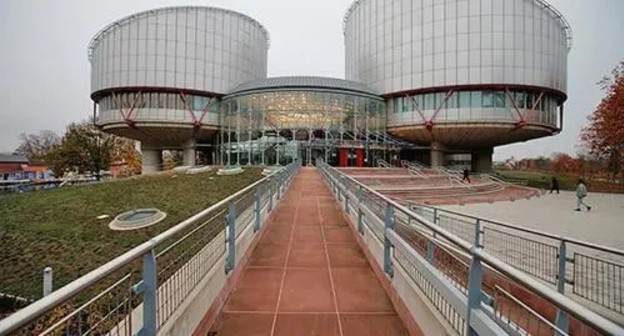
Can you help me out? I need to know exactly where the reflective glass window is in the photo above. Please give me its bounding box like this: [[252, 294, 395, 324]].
[[470, 91, 481, 108], [458, 91, 471, 108], [424, 93, 434, 110], [493, 91, 506, 107], [515, 92, 526, 109], [446, 93, 458, 109], [482, 91, 495, 108]]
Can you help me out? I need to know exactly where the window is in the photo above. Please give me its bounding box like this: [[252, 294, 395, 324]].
[[470, 91, 481, 108], [458, 91, 471, 108], [482, 91, 495, 108], [446, 93, 458, 109], [514, 92, 526, 109], [424, 93, 434, 110], [493, 91, 506, 107]]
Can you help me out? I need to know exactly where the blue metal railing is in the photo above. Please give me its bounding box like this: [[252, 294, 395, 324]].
[[0, 161, 301, 336], [317, 160, 623, 336]]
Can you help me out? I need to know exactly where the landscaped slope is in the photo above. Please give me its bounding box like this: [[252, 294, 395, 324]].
[[0, 168, 263, 301]]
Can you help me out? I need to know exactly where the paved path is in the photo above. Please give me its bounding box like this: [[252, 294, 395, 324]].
[[444, 190, 624, 250], [209, 168, 409, 336]]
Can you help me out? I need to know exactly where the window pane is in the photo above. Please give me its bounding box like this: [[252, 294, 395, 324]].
[[515, 92, 526, 109], [471, 91, 481, 108], [459, 91, 471, 108], [446, 92, 458, 109], [482, 91, 494, 107], [493, 91, 506, 107]]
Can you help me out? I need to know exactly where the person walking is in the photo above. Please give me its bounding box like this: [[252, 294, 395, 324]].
[[462, 168, 471, 183], [550, 176, 560, 194], [575, 179, 592, 212]]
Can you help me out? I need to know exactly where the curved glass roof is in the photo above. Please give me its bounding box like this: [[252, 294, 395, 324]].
[[226, 76, 381, 97]]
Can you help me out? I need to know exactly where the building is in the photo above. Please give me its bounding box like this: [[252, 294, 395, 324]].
[[89, 1, 571, 173], [0, 154, 52, 181]]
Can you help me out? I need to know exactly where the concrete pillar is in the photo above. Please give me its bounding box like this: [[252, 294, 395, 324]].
[[182, 140, 196, 167], [473, 148, 494, 172], [430, 141, 446, 168], [142, 148, 162, 174]]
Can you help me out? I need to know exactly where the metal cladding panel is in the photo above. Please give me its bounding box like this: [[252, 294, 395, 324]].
[[344, 0, 570, 95], [89, 6, 269, 96]]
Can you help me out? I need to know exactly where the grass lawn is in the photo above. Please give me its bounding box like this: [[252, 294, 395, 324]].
[[0, 168, 263, 301], [494, 169, 624, 193]]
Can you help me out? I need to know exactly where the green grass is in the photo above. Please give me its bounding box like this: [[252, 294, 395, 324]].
[[494, 170, 578, 190], [0, 168, 263, 300], [493, 170, 624, 192]]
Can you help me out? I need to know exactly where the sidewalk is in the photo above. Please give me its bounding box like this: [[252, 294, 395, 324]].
[[208, 167, 410, 335]]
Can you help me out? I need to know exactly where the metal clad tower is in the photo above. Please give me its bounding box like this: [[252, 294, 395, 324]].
[[343, 0, 571, 170], [89, 6, 269, 172]]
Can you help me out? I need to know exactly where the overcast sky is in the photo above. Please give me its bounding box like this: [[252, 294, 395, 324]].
[[0, 0, 622, 160]]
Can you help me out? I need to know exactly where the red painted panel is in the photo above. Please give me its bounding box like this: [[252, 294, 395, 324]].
[[356, 149, 364, 167], [339, 149, 348, 167]]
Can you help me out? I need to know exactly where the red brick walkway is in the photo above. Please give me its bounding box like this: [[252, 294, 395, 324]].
[[208, 168, 410, 335]]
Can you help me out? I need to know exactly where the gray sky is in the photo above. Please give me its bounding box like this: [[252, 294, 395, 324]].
[[0, 0, 622, 161]]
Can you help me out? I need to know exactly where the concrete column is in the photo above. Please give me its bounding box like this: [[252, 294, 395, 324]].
[[430, 141, 446, 168], [142, 148, 162, 174], [182, 140, 196, 167], [473, 148, 494, 172]]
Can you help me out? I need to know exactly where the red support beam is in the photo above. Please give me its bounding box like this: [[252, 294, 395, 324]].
[[339, 148, 348, 167], [356, 149, 364, 167], [428, 90, 455, 131], [505, 89, 526, 129], [180, 92, 216, 131], [524, 91, 545, 124]]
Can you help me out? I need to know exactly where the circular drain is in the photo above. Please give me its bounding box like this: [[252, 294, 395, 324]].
[[109, 208, 167, 231]]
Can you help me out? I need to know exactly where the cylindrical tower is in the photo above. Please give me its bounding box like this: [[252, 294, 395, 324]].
[[88, 6, 270, 172], [344, 0, 571, 170]]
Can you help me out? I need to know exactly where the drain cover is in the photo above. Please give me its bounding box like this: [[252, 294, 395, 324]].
[[109, 208, 167, 231]]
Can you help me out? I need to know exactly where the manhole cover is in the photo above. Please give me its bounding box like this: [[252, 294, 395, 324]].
[[109, 208, 167, 231]]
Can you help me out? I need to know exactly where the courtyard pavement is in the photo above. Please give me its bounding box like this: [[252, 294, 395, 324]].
[[444, 190, 624, 250]]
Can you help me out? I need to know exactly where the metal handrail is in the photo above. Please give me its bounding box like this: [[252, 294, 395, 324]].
[[317, 161, 624, 335], [414, 204, 624, 257], [0, 162, 300, 335]]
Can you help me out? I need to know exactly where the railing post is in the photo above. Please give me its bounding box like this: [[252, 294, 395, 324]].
[[344, 190, 350, 215], [555, 240, 570, 334], [474, 219, 482, 248], [254, 186, 261, 232], [42, 267, 53, 297], [384, 203, 395, 277], [140, 250, 157, 336], [466, 252, 483, 336], [433, 208, 438, 225], [426, 238, 435, 264], [357, 186, 363, 234], [226, 200, 236, 273], [268, 178, 273, 211], [337, 180, 341, 201], [276, 174, 282, 200]]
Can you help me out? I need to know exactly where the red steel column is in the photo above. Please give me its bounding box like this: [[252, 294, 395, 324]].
[[356, 149, 364, 167], [339, 148, 348, 167]]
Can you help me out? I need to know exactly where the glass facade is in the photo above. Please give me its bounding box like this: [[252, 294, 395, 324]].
[[219, 90, 388, 166], [98, 92, 218, 113], [389, 90, 559, 127]]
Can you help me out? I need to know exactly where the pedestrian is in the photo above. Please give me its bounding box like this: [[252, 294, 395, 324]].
[[550, 176, 560, 194], [575, 179, 592, 212], [462, 168, 471, 183]]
